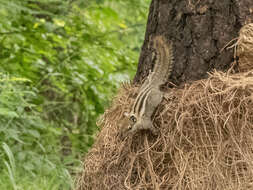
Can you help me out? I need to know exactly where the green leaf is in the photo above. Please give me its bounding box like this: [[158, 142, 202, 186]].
[[0, 108, 18, 118], [27, 129, 40, 138]]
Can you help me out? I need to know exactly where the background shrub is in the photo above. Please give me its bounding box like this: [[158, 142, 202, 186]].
[[0, 0, 150, 189]]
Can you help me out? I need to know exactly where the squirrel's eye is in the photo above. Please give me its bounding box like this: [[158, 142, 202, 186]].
[[129, 115, 137, 123]]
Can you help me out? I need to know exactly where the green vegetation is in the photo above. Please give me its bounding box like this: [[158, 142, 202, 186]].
[[0, 0, 150, 189]]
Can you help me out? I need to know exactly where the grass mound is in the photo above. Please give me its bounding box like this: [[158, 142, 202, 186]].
[[76, 24, 253, 190], [76, 70, 253, 190]]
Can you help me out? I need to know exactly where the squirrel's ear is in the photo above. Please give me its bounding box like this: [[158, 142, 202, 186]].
[[123, 112, 130, 117]]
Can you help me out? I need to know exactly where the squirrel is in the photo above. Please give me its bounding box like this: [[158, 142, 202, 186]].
[[120, 35, 174, 137]]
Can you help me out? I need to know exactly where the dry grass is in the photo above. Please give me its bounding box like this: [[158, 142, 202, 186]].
[[76, 23, 253, 190]]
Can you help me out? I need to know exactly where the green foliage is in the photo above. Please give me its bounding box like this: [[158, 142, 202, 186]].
[[0, 0, 151, 188], [0, 75, 74, 189]]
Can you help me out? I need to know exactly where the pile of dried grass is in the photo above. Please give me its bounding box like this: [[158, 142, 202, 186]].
[[76, 24, 253, 190], [76, 70, 253, 190]]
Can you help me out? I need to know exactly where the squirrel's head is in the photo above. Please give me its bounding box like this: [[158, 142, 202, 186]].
[[118, 112, 139, 138], [124, 112, 138, 131]]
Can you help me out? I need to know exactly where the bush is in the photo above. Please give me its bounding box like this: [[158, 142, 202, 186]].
[[0, 0, 150, 189]]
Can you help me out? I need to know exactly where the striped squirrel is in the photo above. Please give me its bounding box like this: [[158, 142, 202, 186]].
[[121, 35, 174, 137]]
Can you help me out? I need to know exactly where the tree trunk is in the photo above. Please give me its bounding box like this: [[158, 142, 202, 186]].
[[134, 0, 253, 86], [77, 2, 253, 189]]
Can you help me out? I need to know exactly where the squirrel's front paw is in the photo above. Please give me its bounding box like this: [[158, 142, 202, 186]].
[[149, 126, 159, 136]]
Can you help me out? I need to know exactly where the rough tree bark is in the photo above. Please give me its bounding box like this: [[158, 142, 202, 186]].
[[77, 2, 253, 189], [134, 0, 253, 86]]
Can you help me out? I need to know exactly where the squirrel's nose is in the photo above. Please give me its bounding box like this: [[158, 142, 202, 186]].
[[127, 125, 132, 130]]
